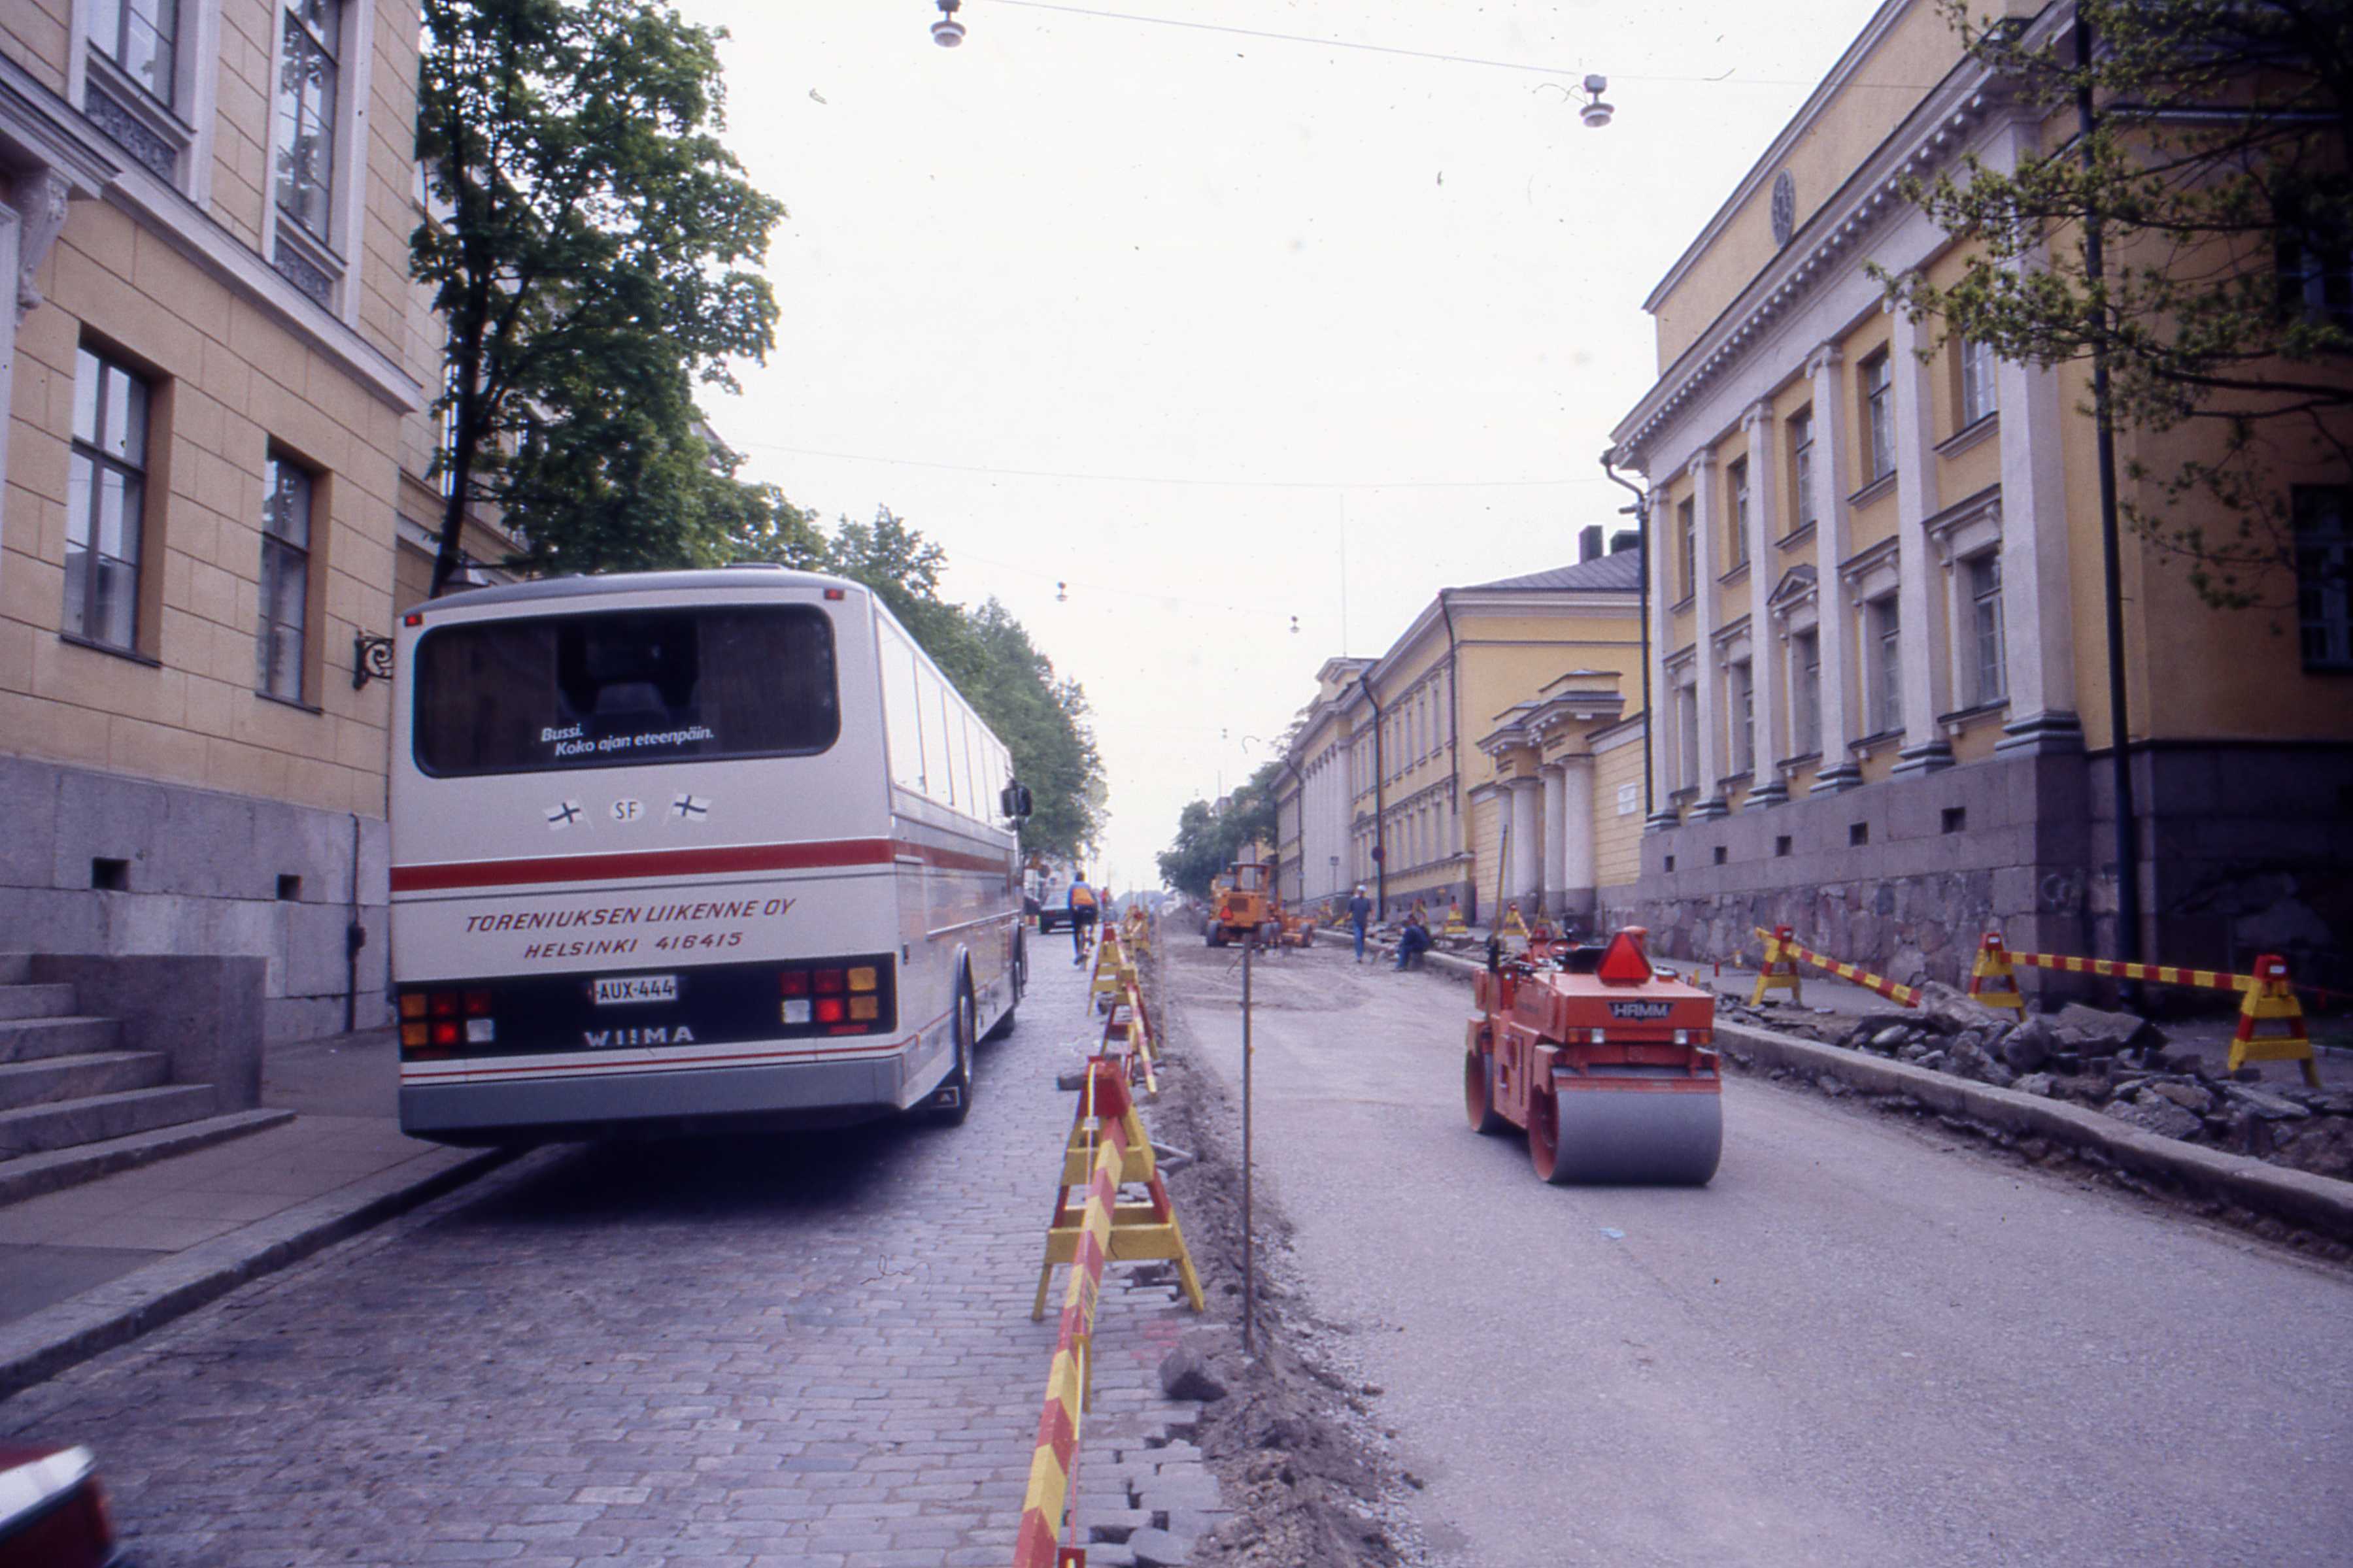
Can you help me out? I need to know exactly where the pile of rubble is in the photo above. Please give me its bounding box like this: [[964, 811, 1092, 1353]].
[[1724, 983, 2353, 1181]]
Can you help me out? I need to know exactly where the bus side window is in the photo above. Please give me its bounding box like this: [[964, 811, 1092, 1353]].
[[940, 688, 968, 812], [918, 665, 952, 806], [879, 623, 926, 794]]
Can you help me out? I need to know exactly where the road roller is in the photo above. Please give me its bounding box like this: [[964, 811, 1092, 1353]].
[[1463, 925, 1722, 1185]]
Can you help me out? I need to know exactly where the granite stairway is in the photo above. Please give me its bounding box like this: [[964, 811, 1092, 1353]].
[[0, 954, 292, 1206]]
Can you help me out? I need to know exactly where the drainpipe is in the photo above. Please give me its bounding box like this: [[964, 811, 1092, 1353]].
[[1600, 452, 1655, 819], [1357, 670, 1387, 912], [2076, 15, 2141, 974], [1438, 590, 1464, 912]]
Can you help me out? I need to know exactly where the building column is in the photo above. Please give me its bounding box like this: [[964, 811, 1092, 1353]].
[[1890, 295, 1955, 775], [1557, 758, 1597, 912], [1803, 345, 1860, 792], [1506, 776, 1544, 913], [1981, 141, 2084, 754], [1740, 400, 1788, 805], [1688, 448, 1728, 818], [1644, 476, 1680, 831], [1540, 765, 1567, 913]]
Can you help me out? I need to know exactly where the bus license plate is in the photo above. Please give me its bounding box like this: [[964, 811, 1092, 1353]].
[[594, 975, 677, 1006]]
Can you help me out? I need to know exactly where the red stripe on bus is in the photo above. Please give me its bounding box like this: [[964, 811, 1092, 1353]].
[[390, 837, 1006, 892]]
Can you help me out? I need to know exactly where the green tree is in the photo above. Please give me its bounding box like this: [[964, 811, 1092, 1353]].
[[414, 0, 786, 593], [1154, 759, 1281, 899], [1882, 0, 2353, 608], [749, 506, 1106, 861]]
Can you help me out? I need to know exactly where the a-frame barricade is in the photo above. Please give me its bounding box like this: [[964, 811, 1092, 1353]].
[[1966, 932, 2027, 1012], [1749, 925, 1803, 1007], [2228, 953, 2320, 1088], [1033, 1058, 1206, 1322]]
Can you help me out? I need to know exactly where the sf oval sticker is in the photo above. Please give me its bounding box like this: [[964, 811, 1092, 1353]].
[[611, 799, 645, 822]]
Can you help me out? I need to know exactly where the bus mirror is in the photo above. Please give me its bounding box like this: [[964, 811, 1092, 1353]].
[[1001, 782, 1034, 821]]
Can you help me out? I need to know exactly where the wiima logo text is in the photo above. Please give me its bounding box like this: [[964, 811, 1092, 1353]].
[[583, 1026, 698, 1048]]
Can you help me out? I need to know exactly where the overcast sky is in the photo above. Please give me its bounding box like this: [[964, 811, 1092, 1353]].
[[679, 0, 1887, 890]]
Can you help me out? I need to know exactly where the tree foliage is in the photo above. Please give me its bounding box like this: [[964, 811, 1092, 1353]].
[[414, 0, 788, 593], [729, 506, 1106, 863], [1155, 760, 1282, 900], [1883, 0, 2353, 608]]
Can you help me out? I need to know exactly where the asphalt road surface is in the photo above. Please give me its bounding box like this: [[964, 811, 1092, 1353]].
[[1162, 935, 2353, 1568]]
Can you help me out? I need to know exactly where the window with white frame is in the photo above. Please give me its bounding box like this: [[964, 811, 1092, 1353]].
[[1789, 407, 1816, 528], [1959, 336, 1999, 426], [1793, 630, 1821, 755], [274, 1, 342, 244], [1677, 497, 1696, 600], [1727, 459, 1750, 568], [1861, 350, 1894, 482], [2278, 232, 2353, 332], [1871, 597, 1903, 734], [65, 346, 152, 653], [92, 1, 179, 108], [2294, 485, 2351, 670], [1731, 660, 1754, 775], [1676, 683, 1699, 792], [1967, 552, 2006, 707], [257, 453, 314, 702]]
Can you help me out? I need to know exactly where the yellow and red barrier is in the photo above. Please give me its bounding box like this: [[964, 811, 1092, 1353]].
[[1748, 926, 1804, 1007], [1749, 926, 1920, 1007], [1980, 935, 2318, 1086], [1017, 1058, 1204, 1568]]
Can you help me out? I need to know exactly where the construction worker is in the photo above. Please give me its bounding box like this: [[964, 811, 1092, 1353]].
[[1067, 872, 1099, 963], [1347, 884, 1373, 963], [1393, 905, 1432, 972]]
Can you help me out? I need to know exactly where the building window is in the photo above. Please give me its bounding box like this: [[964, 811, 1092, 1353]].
[[65, 347, 152, 653], [1793, 630, 1821, 755], [1727, 459, 1750, 568], [1967, 553, 2006, 707], [2278, 233, 2353, 331], [1677, 497, 1696, 600], [1861, 350, 1894, 482], [1730, 660, 1754, 774], [92, 0, 180, 109], [1872, 597, 1903, 734], [1789, 407, 1816, 528], [1677, 684, 1699, 792], [257, 454, 314, 701], [2295, 485, 2352, 670], [275, 0, 342, 243], [1959, 337, 1998, 426]]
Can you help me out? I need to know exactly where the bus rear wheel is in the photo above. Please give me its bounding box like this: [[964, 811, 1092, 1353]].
[[985, 939, 1021, 1041], [926, 978, 976, 1127]]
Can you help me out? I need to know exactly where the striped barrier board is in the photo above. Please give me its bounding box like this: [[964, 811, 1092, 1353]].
[[1013, 1068, 1123, 1568], [1751, 927, 1920, 1008], [2005, 950, 2252, 991]]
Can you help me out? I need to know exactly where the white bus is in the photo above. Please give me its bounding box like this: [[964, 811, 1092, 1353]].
[[388, 565, 1032, 1146]]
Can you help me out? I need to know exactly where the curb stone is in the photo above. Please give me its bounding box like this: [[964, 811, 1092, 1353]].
[[1415, 947, 2353, 1245], [0, 1143, 516, 1399]]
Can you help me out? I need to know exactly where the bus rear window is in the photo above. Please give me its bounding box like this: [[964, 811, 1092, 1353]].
[[413, 605, 839, 776]]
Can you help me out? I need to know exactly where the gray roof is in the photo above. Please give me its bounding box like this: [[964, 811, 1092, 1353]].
[[1464, 550, 1642, 593]]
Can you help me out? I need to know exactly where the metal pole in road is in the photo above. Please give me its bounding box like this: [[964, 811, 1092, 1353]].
[[1241, 933, 1256, 1356]]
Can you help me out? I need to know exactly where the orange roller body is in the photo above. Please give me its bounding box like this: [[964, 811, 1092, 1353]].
[[1463, 926, 1723, 1186]]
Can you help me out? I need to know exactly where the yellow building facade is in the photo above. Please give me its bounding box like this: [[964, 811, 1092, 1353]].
[[1278, 545, 1648, 928], [1610, 0, 2352, 984], [3, 0, 428, 1037]]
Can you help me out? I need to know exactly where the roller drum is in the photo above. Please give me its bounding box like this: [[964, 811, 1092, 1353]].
[[1536, 1067, 1721, 1186]]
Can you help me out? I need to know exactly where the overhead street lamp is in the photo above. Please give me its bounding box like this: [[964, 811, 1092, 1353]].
[[931, 0, 964, 47]]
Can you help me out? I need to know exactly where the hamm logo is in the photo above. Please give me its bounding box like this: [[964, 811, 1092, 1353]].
[[1607, 1001, 1674, 1020], [584, 1026, 698, 1048]]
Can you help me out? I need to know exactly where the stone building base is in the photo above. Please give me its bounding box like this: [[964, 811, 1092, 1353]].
[[1626, 743, 2353, 999], [0, 756, 390, 1043]]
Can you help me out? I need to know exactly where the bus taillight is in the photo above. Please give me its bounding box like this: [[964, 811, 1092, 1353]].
[[777, 956, 894, 1034], [400, 988, 494, 1055]]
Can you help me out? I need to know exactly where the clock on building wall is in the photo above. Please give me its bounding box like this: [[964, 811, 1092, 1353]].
[[1771, 170, 1797, 248]]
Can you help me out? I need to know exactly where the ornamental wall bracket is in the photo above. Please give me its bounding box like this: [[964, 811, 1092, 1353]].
[[352, 632, 395, 690]]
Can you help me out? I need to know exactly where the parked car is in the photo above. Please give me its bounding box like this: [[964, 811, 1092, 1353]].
[[0, 1441, 122, 1567]]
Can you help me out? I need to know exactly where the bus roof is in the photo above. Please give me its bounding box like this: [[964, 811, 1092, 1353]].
[[409, 565, 862, 615]]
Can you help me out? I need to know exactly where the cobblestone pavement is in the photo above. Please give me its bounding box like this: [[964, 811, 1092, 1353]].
[[0, 946, 1220, 1567]]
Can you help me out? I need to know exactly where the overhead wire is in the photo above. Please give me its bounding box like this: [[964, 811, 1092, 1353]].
[[727, 436, 1617, 492]]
